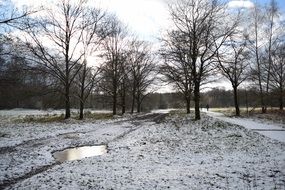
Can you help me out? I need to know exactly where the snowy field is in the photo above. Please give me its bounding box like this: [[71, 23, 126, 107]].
[[0, 110, 285, 189]]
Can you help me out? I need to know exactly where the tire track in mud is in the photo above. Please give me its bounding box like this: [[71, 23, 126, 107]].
[[108, 113, 168, 142], [0, 113, 168, 189], [0, 113, 167, 154], [0, 163, 59, 190]]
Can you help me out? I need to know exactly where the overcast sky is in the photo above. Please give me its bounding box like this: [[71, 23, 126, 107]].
[[8, 0, 284, 42], [5, 0, 285, 91]]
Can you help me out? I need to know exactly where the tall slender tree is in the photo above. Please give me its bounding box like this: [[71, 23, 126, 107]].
[[167, 0, 237, 119], [23, 0, 104, 119], [100, 17, 128, 115], [160, 31, 193, 114], [216, 36, 250, 116], [247, 0, 282, 113], [247, 4, 266, 113], [264, 0, 280, 111], [76, 7, 108, 119], [128, 39, 156, 113], [270, 39, 285, 110]]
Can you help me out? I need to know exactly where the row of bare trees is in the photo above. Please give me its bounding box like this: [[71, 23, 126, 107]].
[[98, 17, 156, 115], [160, 0, 284, 119], [247, 0, 284, 113], [214, 0, 285, 116], [1, 0, 284, 120], [1, 0, 155, 119]]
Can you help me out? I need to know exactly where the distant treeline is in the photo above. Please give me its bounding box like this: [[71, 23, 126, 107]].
[[1, 75, 283, 111]]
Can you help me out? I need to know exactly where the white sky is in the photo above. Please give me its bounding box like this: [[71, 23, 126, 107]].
[[11, 0, 172, 42], [94, 0, 171, 41], [10, 0, 257, 42], [228, 0, 254, 8]]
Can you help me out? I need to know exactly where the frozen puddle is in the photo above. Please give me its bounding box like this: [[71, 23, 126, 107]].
[[53, 145, 107, 162]]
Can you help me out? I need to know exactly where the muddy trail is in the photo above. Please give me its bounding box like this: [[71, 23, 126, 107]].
[[0, 113, 168, 189], [0, 113, 167, 154]]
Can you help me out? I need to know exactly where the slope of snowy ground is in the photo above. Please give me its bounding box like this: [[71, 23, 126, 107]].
[[0, 112, 284, 189], [206, 111, 285, 143]]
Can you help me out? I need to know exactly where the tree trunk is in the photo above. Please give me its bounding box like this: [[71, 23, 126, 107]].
[[131, 81, 136, 114], [257, 63, 265, 113], [233, 86, 240, 116], [64, 19, 70, 119], [131, 92, 135, 114], [112, 92, 117, 115], [79, 83, 84, 120], [194, 82, 200, 120], [121, 86, 126, 115], [245, 89, 249, 116], [112, 69, 117, 115], [79, 64, 86, 120], [280, 87, 283, 110], [65, 84, 71, 119], [137, 102, 141, 113], [136, 93, 141, 113], [122, 100, 126, 115], [79, 87, 84, 119], [186, 97, 190, 114], [259, 86, 266, 113], [79, 100, 84, 120]]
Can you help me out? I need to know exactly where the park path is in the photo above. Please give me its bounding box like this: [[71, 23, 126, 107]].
[[206, 111, 285, 143]]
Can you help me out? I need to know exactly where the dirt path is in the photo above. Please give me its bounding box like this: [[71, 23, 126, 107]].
[[206, 111, 285, 143]]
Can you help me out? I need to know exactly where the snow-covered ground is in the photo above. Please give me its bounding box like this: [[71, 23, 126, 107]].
[[151, 109, 178, 114], [0, 111, 284, 189], [206, 111, 285, 143]]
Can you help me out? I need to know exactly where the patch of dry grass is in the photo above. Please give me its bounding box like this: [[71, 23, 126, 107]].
[[210, 107, 285, 125], [13, 112, 114, 123], [83, 112, 113, 120], [14, 114, 65, 123]]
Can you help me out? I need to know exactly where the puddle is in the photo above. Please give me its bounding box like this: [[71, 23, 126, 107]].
[[53, 145, 107, 162]]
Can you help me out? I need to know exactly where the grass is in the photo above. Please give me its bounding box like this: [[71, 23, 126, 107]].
[[211, 107, 284, 115], [168, 109, 188, 116], [14, 114, 65, 123], [169, 107, 284, 125], [83, 112, 113, 120], [210, 107, 285, 124]]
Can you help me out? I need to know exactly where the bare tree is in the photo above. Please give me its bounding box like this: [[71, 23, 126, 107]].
[[128, 39, 156, 113], [246, 4, 266, 113], [100, 17, 128, 115], [270, 39, 285, 110], [264, 0, 280, 112], [216, 36, 250, 116], [22, 0, 103, 119], [75, 7, 108, 119], [160, 31, 193, 114], [76, 60, 101, 119], [115, 46, 131, 115], [247, 0, 281, 113], [167, 0, 237, 120]]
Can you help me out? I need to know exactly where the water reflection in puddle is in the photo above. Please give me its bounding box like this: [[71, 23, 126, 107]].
[[53, 145, 107, 162]]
